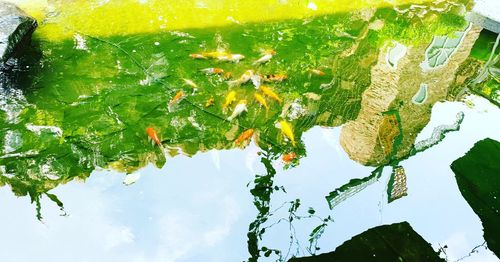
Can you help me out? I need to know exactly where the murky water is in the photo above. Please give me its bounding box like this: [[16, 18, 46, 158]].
[[0, 0, 499, 261]]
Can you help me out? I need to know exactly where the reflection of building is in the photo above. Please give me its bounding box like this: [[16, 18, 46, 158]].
[[414, 112, 464, 152], [388, 166, 408, 203], [466, 0, 500, 33], [326, 170, 381, 210]]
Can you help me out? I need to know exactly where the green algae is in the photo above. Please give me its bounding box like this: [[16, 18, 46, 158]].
[[0, 1, 474, 217]]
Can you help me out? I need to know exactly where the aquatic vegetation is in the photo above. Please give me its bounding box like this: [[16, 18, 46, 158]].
[[246, 152, 334, 261]]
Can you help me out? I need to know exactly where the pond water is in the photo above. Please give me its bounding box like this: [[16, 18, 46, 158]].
[[1, 96, 499, 262], [1, 0, 500, 261]]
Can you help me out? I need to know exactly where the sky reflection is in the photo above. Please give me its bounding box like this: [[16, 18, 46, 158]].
[[0, 96, 499, 262]]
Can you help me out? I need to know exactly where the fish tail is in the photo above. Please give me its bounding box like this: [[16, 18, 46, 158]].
[[227, 80, 240, 88], [159, 144, 166, 156]]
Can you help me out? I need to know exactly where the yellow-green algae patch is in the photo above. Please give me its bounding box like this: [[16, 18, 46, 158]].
[[5, 0, 437, 41]]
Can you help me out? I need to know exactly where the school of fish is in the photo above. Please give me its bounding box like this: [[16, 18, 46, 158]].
[[144, 46, 329, 161]]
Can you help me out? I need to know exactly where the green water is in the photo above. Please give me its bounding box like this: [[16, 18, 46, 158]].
[[1, 1, 500, 261], [0, 4, 468, 202]]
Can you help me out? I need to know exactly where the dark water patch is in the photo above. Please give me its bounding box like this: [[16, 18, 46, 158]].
[[289, 221, 443, 262], [451, 138, 500, 258]]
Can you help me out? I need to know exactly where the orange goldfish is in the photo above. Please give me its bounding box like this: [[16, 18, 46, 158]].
[[282, 152, 297, 163], [235, 129, 254, 145], [169, 90, 185, 106], [146, 127, 162, 146], [146, 127, 166, 154], [260, 86, 282, 103]]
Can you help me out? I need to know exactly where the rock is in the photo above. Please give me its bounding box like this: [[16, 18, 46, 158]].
[[0, 1, 37, 65]]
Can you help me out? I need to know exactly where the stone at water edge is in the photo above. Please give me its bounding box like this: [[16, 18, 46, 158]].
[[0, 1, 37, 65]]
